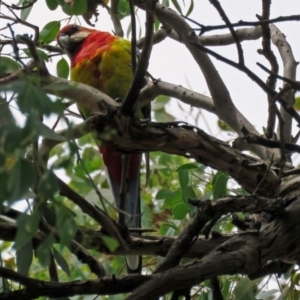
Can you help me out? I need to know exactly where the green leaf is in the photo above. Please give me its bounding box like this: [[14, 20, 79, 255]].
[[163, 190, 182, 208], [23, 48, 49, 62], [59, 218, 77, 247], [53, 247, 70, 276], [39, 122, 66, 141], [102, 235, 119, 252], [0, 56, 21, 75], [171, 0, 183, 15], [152, 95, 171, 111], [58, 0, 87, 16], [160, 221, 179, 236], [55, 205, 77, 247], [153, 96, 175, 122], [0, 117, 54, 154], [42, 204, 57, 226], [46, 0, 59, 10], [36, 234, 55, 267], [16, 241, 33, 276], [0, 96, 15, 126], [72, 0, 87, 15], [294, 96, 300, 111], [173, 203, 189, 219], [20, 0, 34, 21], [81, 147, 103, 173], [178, 169, 189, 200], [118, 0, 130, 19], [6, 158, 36, 202], [154, 18, 161, 31], [213, 172, 228, 200], [217, 119, 233, 132], [156, 189, 175, 200], [15, 211, 40, 250], [233, 277, 257, 300], [186, 0, 194, 16], [57, 58, 69, 79], [39, 21, 61, 43], [154, 109, 176, 122], [38, 170, 58, 199], [176, 163, 199, 172], [12, 80, 62, 116]]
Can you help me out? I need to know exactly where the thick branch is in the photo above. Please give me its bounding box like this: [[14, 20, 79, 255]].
[[133, 0, 271, 160], [0, 222, 229, 258], [270, 24, 297, 143], [93, 113, 279, 196]]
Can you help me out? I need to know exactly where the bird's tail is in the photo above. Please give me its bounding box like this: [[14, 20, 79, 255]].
[[100, 146, 142, 273]]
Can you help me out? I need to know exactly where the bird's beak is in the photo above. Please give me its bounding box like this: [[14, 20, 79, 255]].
[[57, 34, 71, 50]]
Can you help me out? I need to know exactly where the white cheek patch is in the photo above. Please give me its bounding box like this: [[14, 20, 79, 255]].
[[71, 31, 91, 43]]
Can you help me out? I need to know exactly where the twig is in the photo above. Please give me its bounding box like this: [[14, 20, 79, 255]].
[[245, 134, 300, 154], [209, 0, 244, 65], [0, 5, 39, 42], [39, 220, 106, 278], [121, 11, 154, 115], [257, 1, 278, 139], [183, 14, 300, 35], [56, 177, 129, 252], [154, 201, 214, 273], [119, 154, 130, 225], [270, 23, 297, 143], [109, 0, 124, 37], [129, 0, 137, 73]]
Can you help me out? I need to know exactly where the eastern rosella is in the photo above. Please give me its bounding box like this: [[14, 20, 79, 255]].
[[57, 24, 146, 273]]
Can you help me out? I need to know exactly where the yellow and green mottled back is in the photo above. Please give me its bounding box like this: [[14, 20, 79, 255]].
[[70, 31, 133, 117]]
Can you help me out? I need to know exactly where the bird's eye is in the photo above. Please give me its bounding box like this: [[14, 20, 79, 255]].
[[70, 25, 79, 34]]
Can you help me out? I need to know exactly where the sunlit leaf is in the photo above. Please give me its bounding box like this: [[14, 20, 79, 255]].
[[217, 119, 233, 132], [152, 95, 171, 111], [294, 96, 300, 111]]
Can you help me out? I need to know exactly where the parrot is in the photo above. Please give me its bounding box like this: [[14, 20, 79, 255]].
[[57, 24, 148, 273]]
